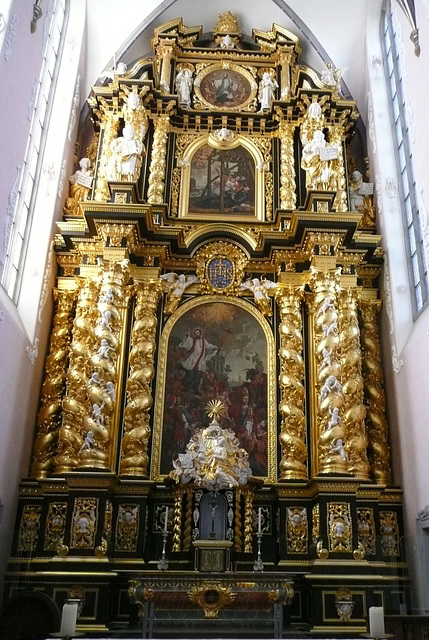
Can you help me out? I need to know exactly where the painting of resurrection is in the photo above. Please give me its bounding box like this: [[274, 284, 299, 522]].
[[157, 300, 272, 478]]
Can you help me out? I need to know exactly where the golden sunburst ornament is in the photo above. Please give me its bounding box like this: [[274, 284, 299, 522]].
[[205, 399, 226, 422]]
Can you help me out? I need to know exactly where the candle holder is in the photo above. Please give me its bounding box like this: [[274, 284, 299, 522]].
[[253, 532, 264, 572], [158, 530, 169, 570]]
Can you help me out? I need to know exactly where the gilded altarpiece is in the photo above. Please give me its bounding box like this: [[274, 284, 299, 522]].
[[3, 12, 409, 640]]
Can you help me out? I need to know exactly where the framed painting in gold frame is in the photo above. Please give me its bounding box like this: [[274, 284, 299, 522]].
[[151, 296, 276, 483], [177, 133, 265, 222], [193, 62, 258, 111]]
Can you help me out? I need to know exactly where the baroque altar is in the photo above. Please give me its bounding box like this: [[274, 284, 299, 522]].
[[4, 10, 407, 639]]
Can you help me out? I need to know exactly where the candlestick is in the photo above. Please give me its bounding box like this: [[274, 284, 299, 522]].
[[369, 606, 385, 638], [258, 507, 262, 534], [164, 506, 169, 532], [59, 603, 78, 637]]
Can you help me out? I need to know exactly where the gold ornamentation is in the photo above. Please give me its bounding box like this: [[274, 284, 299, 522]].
[[338, 288, 369, 480], [45, 502, 67, 550], [55, 280, 100, 473], [329, 123, 348, 212], [31, 289, 76, 478], [335, 587, 354, 621], [353, 541, 365, 560], [360, 299, 392, 484], [70, 498, 98, 549], [379, 511, 400, 556], [357, 508, 375, 555], [120, 280, 162, 475], [312, 504, 320, 544], [188, 582, 236, 618], [277, 121, 296, 210], [205, 399, 226, 421], [276, 284, 307, 479], [310, 268, 347, 475], [328, 502, 352, 553], [194, 241, 248, 295], [116, 504, 139, 551], [94, 109, 120, 202], [286, 507, 308, 554], [316, 539, 329, 559], [18, 505, 42, 552], [57, 544, 69, 557], [80, 260, 130, 470], [147, 115, 170, 204], [214, 12, 241, 34]]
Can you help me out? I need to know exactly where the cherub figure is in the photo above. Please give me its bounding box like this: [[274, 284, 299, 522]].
[[240, 277, 278, 316], [320, 375, 342, 400], [326, 406, 342, 430], [160, 272, 199, 314], [331, 438, 348, 461], [322, 321, 338, 337], [96, 338, 114, 360], [79, 430, 95, 453]]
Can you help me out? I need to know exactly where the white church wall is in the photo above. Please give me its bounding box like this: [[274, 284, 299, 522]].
[[0, 0, 86, 597]]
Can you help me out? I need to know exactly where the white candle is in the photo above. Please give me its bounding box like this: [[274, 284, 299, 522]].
[[258, 508, 262, 534], [369, 606, 385, 638], [164, 506, 169, 532], [60, 603, 78, 637]]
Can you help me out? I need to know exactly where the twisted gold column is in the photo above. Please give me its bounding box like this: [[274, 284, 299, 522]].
[[310, 269, 347, 475], [278, 121, 296, 210], [147, 115, 169, 204], [276, 284, 307, 479], [338, 288, 369, 480], [80, 261, 130, 470], [30, 289, 76, 479], [120, 279, 162, 476], [360, 298, 392, 484], [55, 280, 99, 473]]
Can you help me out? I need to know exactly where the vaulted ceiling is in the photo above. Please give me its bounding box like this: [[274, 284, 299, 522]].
[[84, 0, 385, 124]]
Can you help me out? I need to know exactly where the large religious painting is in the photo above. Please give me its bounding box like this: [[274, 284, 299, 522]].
[[152, 297, 276, 482], [189, 144, 255, 215]]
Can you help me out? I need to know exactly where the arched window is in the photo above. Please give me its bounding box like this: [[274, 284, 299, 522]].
[[382, 0, 428, 314], [1, 0, 67, 302]]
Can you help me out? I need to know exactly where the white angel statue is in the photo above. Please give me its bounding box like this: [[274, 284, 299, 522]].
[[160, 272, 199, 314], [240, 277, 277, 316]]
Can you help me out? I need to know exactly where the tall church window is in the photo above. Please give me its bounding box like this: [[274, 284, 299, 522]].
[[1, 0, 67, 302], [382, 0, 428, 314]]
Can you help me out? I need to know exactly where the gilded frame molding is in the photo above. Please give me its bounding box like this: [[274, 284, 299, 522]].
[[151, 295, 277, 483]]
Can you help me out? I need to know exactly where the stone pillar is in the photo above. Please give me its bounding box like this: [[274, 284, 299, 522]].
[[147, 115, 170, 204], [360, 296, 392, 484], [80, 260, 130, 470], [55, 280, 99, 473], [276, 282, 307, 479], [338, 287, 370, 480], [120, 278, 162, 476], [30, 288, 76, 479]]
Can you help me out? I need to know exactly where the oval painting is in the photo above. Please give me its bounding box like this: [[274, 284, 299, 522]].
[[200, 69, 252, 109]]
